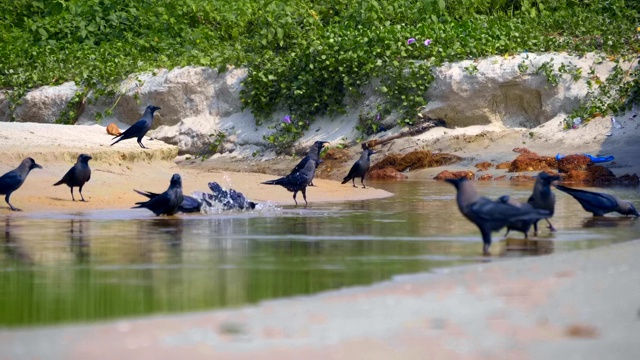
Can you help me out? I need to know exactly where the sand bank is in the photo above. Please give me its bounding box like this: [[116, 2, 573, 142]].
[[0, 123, 391, 214]]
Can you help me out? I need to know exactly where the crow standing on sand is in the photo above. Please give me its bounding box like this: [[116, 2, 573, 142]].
[[0, 158, 43, 211], [133, 173, 184, 216], [555, 185, 639, 217], [290, 141, 328, 186], [527, 172, 561, 234], [111, 105, 161, 149], [342, 149, 376, 188], [262, 159, 317, 206], [445, 177, 550, 255], [53, 154, 92, 201]]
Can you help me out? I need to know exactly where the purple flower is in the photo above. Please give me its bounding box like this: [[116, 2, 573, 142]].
[[283, 115, 291, 124], [424, 39, 432, 46], [407, 38, 416, 45], [376, 113, 380, 121]]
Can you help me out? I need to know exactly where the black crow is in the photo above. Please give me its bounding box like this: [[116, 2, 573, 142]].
[[262, 159, 317, 206], [53, 154, 92, 201], [111, 105, 160, 149], [555, 185, 639, 217], [446, 177, 550, 255], [342, 149, 376, 188], [527, 172, 561, 234], [0, 158, 42, 211], [133, 173, 184, 216]]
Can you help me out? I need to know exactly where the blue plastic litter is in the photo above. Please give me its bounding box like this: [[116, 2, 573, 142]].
[[555, 153, 614, 163], [585, 154, 615, 163]]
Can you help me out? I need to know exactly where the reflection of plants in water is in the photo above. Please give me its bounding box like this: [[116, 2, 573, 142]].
[[2, 183, 639, 327]]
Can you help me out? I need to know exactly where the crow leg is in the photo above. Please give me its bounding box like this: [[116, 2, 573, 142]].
[[5, 194, 20, 211], [361, 177, 366, 189], [137, 138, 147, 149], [545, 218, 556, 232], [292, 191, 298, 206], [79, 185, 86, 202], [70, 187, 76, 201], [533, 221, 539, 236], [352, 179, 357, 188], [482, 243, 491, 256], [302, 187, 308, 206], [480, 227, 492, 256]]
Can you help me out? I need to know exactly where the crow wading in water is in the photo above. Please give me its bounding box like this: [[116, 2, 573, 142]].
[[342, 149, 376, 188], [0, 158, 43, 211], [526, 172, 561, 234], [262, 159, 317, 206], [133, 173, 184, 216], [555, 185, 639, 217], [53, 154, 92, 201], [497, 195, 542, 239], [446, 177, 550, 255], [134, 190, 202, 214], [136, 181, 258, 213], [111, 105, 160, 149]]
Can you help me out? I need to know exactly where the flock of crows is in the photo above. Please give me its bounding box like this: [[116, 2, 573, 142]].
[[0, 105, 377, 215], [446, 173, 639, 255], [1, 104, 638, 255]]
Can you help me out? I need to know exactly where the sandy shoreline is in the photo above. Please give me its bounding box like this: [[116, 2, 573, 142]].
[[0, 123, 392, 214], [0, 161, 393, 214]]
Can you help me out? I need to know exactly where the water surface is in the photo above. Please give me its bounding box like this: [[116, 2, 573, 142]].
[[1, 180, 638, 327]]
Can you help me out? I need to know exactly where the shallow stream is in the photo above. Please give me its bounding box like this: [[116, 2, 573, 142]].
[[1, 180, 638, 327]]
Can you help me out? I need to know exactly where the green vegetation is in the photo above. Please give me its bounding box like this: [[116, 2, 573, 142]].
[[264, 114, 310, 153], [1, 0, 639, 142], [566, 61, 640, 129]]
